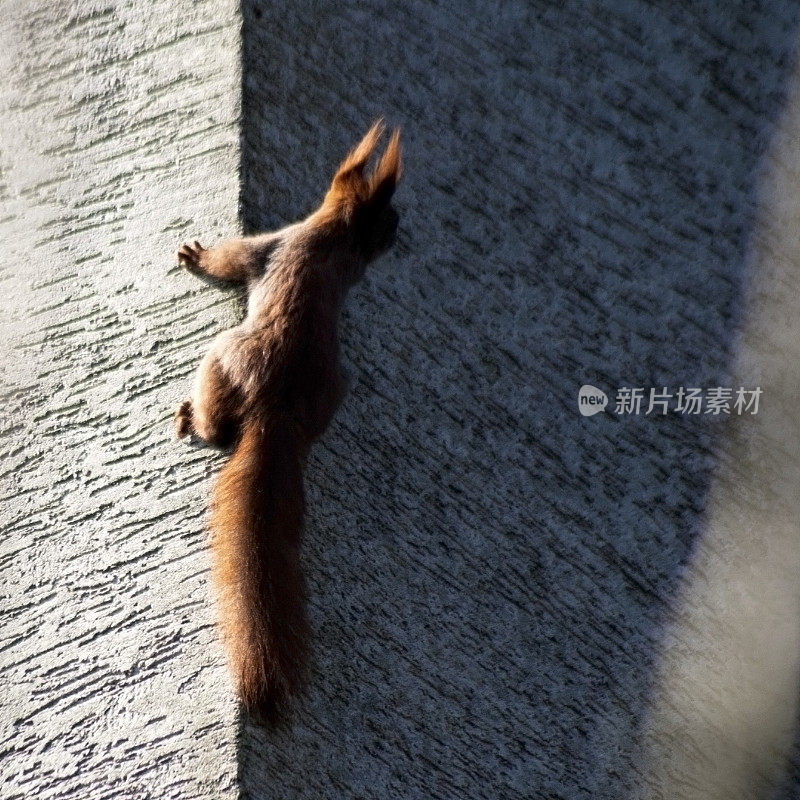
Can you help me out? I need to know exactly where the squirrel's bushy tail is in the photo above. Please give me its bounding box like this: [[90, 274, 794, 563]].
[[210, 413, 308, 720]]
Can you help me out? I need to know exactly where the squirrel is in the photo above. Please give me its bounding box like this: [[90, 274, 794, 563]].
[[173, 121, 402, 720]]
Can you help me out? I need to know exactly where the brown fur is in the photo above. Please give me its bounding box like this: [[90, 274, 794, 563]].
[[174, 121, 402, 721]]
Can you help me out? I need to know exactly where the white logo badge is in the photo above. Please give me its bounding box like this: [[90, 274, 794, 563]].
[[578, 385, 608, 416]]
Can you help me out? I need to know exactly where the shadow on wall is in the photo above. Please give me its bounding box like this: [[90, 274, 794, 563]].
[[236, 1, 800, 798], [641, 53, 800, 800]]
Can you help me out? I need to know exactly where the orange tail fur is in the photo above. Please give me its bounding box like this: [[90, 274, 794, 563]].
[[210, 414, 308, 720]]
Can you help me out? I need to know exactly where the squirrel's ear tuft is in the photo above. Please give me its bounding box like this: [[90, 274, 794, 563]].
[[329, 119, 385, 200], [368, 128, 403, 207], [323, 121, 402, 215]]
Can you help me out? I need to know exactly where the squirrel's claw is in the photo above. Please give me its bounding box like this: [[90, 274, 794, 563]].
[[177, 241, 205, 271]]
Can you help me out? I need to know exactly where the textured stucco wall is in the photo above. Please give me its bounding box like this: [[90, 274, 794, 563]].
[[0, 2, 240, 797], [237, 2, 800, 799], [2, 1, 800, 799]]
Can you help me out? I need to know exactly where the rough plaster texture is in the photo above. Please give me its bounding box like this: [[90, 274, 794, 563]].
[[0, 1, 241, 797], [237, 2, 800, 799], [2, 1, 800, 799]]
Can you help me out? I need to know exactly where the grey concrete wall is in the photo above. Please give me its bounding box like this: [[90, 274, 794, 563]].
[[3, 1, 800, 798], [238, 2, 800, 799]]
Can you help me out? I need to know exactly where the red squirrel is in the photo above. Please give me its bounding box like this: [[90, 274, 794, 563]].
[[173, 121, 402, 719]]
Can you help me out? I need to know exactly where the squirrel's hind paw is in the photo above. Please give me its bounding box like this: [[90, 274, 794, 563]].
[[174, 399, 194, 439]]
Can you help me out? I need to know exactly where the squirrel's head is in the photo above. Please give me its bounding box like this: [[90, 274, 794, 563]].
[[319, 120, 403, 267]]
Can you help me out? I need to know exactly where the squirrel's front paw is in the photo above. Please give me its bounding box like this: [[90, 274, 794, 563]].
[[176, 241, 206, 273], [174, 399, 194, 439]]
